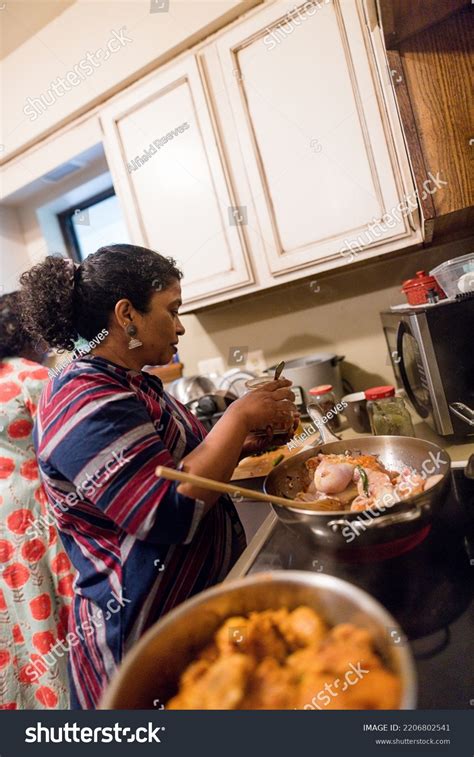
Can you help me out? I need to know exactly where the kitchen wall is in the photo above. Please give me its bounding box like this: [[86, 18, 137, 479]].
[[0, 206, 26, 295], [178, 233, 474, 391], [0, 0, 260, 161]]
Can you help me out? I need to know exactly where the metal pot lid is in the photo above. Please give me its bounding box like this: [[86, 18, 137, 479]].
[[269, 353, 341, 370]]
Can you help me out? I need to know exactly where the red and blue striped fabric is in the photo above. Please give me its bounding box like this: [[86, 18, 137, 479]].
[[34, 355, 246, 709]]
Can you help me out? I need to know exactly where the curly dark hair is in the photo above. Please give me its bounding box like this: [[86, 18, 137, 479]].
[[0, 291, 40, 360], [19, 244, 183, 352]]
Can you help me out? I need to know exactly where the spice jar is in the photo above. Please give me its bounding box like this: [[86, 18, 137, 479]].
[[309, 384, 341, 432], [364, 386, 415, 437]]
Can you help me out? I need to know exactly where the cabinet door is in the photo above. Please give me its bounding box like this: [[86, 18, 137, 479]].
[[213, 0, 419, 276], [100, 55, 254, 304]]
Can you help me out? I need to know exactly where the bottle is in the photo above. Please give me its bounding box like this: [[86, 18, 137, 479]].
[[308, 384, 341, 432], [364, 386, 415, 437]]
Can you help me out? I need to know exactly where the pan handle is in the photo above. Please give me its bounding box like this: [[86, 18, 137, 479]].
[[328, 507, 423, 532], [306, 403, 340, 444]]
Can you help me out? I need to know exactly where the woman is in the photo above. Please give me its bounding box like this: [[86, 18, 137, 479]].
[[0, 292, 75, 710], [19, 244, 297, 709]]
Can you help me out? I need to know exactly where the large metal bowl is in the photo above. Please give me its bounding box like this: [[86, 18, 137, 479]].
[[100, 571, 417, 710]]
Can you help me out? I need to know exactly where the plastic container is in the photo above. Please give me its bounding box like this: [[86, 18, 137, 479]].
[[309, 384, 341, 432], [430, 253, 474, 299], [364, 386, 415, 437], [401, 270, 445, 305]]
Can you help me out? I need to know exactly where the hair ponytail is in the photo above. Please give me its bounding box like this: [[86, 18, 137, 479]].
[[20, 256, 78, 352]]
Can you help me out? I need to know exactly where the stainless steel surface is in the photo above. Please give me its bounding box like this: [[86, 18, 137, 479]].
[[100, 571, 417, 710], [381, 310, 454, 436], [264, 429, 451, 549], [267, 353, 345, 403], [408, 312, 453, 435], [167, 375, 216, 404], [306, 402, 340, 443], [449, 402, 474, 427]]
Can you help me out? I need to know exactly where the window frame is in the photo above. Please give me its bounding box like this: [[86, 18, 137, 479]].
[[57, 186, 116, 262]]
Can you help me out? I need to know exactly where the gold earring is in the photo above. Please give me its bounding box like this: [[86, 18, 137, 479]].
[[125, 323, 143, 350]]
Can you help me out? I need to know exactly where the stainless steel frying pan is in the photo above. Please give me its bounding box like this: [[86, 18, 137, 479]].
[[264, 404, 451, 550]]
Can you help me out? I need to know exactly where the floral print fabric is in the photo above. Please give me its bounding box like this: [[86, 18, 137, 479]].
[[0, 357, 75, 709]]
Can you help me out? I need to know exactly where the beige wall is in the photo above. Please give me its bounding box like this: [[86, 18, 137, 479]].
[[0, 205, 28, 293], [0, 0, 260, 161], [178, 234, 474, 392]]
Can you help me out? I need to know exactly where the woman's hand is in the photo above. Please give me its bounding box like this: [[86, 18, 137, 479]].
[[240, 413, 300, 458], [230, 378, 297, 436], [176, 380, 296, 505]]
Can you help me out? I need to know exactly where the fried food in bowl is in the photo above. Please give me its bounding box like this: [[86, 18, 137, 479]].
[[166, 607, 401, 710], [99, 572, 416, 711]]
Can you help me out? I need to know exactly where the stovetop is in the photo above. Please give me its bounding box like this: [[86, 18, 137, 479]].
[[244, 480, 474, 709]]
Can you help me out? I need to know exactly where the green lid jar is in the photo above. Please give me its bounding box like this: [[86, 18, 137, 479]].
[[364, 386, 415, 437]]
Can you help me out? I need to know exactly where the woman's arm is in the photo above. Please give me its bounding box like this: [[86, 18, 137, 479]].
[[40, 372, 295, 543], [176, 379, 295, 505]]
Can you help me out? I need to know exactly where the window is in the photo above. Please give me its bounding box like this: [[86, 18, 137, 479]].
[[57, 188, 130, 262]]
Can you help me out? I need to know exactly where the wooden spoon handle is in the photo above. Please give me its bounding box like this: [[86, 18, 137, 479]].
[[155, 465, 319, 510]]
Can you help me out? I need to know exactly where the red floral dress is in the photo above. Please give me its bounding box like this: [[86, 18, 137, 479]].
[[0, 358, 76, 709]]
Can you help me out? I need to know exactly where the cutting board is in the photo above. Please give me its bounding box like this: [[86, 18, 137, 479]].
[[231, 428, 321, 481]]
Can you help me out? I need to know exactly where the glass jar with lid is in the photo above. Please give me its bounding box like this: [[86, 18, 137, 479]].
[[364, 386, 415, 437], [308, 384, 341, 432]]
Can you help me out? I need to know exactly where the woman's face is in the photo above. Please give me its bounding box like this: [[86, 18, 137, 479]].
[[134, 279, 185, 366]]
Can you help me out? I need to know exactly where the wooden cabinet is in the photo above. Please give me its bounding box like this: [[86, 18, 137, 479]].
[[101, 0, 423, 310], [205, 0, 421, 279], [377, 0, 473, 241], [100, 55, 255, 305]]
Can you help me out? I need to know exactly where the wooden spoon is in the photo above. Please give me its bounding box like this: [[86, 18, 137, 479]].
[[155, 464, 328, 512]]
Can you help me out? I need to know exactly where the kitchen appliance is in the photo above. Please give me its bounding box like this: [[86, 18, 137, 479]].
[[99, 571, 416, 710], [267, 353, 345, 413], [186, 390, 237, 431], [381, 296, 474, 436], [263, 405, 451, 551]]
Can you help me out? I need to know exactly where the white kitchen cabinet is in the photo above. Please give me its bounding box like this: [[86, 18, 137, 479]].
[[206, 0, 421, 278], [100, 55, 255, 304]]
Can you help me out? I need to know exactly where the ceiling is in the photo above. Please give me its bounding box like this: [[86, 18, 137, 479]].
[[0, 0, 76, 60]]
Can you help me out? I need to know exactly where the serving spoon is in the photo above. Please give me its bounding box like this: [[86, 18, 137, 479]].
[[155, 465, 334, 511]]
